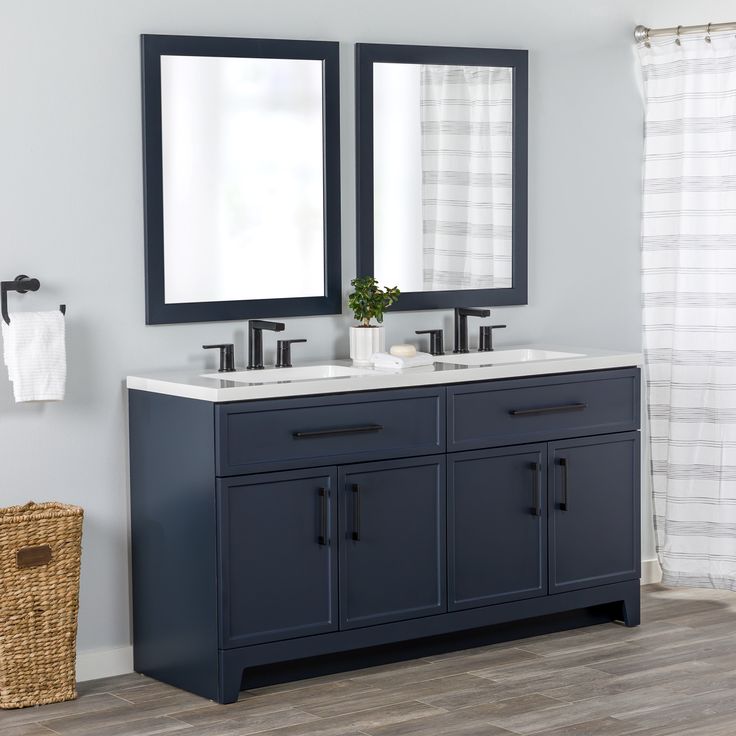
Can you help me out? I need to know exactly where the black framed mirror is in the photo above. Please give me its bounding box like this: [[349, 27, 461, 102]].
[[356, 43, 528, 311], [141, 35, 341, 324]]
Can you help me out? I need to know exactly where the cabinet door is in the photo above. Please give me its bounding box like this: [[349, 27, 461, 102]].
[[218, 467, 338, 647], [448, 445, 547, 611], [549, 433, 640, 594], [339, 456, 446, 629]]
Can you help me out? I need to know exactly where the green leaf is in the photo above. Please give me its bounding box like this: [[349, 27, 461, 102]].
[[347, 276, 401, 325]]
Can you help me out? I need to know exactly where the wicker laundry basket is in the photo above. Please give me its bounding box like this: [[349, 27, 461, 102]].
[[0, 501, 83, 708]]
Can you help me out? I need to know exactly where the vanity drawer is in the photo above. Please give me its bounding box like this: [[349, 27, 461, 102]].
[[216, 387, 445, 475], [448, 368, 639, 451]]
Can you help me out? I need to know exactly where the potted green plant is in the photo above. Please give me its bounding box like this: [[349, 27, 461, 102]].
[[348, 276, 400, 366]]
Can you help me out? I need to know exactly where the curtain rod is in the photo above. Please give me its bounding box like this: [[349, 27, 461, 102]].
[[634, 22, 736, 44]]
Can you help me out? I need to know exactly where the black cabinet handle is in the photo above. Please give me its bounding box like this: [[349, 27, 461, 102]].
[[318, 488, 328, 546], [351, 483, 361, 541], [293, 425, 384, 439], [510, 403, 587, 417], [559, 457, 569, 511], [530, 462, 542, 516]]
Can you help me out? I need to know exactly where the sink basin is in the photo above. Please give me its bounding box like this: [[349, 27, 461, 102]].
[[201, 364, 374, 384], [433, 349, 584, 366]]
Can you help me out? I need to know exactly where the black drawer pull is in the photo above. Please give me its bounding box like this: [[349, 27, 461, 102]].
[[530, 461, 542, 516], [510, 402, 587, 417], [559, 457, 570, 511], [318, 488, 328, 546], [293, 424, 384, 439], [351, 483, 361, 541]]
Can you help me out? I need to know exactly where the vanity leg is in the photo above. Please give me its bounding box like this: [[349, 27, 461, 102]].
[[620, 586, 641, 628], [218, 655, 244, 705]]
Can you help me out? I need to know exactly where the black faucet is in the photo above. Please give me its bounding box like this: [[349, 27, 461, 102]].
[[453, 307, 490, 353], [276, 338, 307, 368], [478, 324, 507, 352], [202, 343, 235, 372], [415, 329, 445, 356], [247, 320, 285, 369]]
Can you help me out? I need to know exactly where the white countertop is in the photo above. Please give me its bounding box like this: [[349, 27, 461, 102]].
[[126, 345, 642, 403]]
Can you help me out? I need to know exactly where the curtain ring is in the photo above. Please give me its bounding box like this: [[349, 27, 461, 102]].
[[675, 25, 682, 46], [705, 22, 712, 43], [645, 28, 651, 48]]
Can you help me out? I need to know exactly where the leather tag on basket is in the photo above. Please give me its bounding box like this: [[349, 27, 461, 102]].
[[16, 544, 53, 569]]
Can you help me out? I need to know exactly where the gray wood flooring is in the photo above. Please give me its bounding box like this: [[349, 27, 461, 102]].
[[4, 584, 736, 735]]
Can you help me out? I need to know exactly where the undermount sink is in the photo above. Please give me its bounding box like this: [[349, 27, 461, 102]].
[[433, 349, 585, 366], [201, 364, 374, 384]]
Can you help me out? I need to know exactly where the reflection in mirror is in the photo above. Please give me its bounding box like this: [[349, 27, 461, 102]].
[[161, 56, 325, 304], [141, 36, 341, 325], [356, 44, 527, 312], [374, 63, 512, 292]]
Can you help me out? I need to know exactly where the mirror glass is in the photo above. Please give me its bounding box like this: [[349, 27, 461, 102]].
[[356, 45, 527, 311], [374, 63, 513, 292], [161, 56, 325, 303], [141, 36, 341, 325]]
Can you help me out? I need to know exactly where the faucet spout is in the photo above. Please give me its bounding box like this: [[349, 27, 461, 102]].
[[247, 320, 286, 369], [453, 307, 491, 354], [249, 320, 285, 333]]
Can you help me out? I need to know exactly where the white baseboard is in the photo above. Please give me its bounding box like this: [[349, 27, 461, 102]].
[[76, 645, 134, 682], [641, 557, 662, 585]]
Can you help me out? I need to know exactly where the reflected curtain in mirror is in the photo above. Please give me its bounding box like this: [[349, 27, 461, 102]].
[[420, 65, 512, 290]]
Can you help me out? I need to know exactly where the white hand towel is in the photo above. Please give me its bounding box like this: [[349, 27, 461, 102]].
[[371, 351, 435, 371], [1, 311, 66, 402]]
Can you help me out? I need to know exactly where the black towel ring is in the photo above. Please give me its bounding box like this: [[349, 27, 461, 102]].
[[1, 275, 66, 326]]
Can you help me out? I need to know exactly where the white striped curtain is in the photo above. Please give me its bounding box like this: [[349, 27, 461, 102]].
[[639, 33, 736, 589], [420, 65, 513, 291]]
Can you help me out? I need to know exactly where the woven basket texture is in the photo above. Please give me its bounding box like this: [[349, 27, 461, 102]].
[[0, 501, 83, 709]]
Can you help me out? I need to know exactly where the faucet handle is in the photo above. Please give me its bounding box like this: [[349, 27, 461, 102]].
[[415, 329, 444, 356], [202, 343, 235, 372], [478, 325, 507, 352], [276, 338, 307, 368]]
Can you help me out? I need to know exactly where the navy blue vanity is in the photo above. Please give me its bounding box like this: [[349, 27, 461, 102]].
[[132, 30, 640, 706], [128, 365, 640, 704]]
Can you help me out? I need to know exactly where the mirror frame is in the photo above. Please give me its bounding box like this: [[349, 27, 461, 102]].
[[141, 34, 342, 324], [355, 43, 528, 311]]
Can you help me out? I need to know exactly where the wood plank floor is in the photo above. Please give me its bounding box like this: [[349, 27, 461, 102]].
[[4, 584, 736, 735]]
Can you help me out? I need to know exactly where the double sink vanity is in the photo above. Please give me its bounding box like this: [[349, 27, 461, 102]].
[[130, 33, 640, 704], [128, 344, 641, 704]]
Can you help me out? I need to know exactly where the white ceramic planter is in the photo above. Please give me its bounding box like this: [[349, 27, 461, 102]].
[[349, 326, 385, 366]]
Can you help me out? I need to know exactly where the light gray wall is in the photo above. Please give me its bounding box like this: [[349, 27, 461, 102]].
[[2, 0, 732, 659]]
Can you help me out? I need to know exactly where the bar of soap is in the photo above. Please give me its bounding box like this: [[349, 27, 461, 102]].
[[389, 344, 417, 358]]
